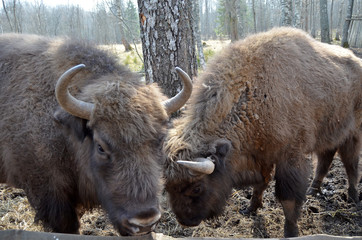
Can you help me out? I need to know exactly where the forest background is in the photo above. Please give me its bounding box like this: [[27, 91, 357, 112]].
[[1, 0, 361, 68]]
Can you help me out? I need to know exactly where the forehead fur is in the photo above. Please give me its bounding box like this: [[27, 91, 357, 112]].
[[81, 78, 168, 147]]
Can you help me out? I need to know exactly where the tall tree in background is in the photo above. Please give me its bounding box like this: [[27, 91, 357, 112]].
[[320, 0, 330, 43], [138, 0, 197, 100], [108, 0, 132, 51], [123, 0, 139, 42], [281, 0, 293, 26], [216, 0, 239, 39], [341, 0, 354, 47], [226, 0, 238, 41], [2, 0, 21, 32], [335, 1, 345, 41], [294, 0, 302, 28], [330, 0, 334, 40], [252, 0, 256, 32], [193, 0, 206, 70], [204, 0, 211, 39]]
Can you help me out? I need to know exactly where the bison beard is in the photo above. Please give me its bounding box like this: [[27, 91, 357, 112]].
[[0, 34, 192, 235], [164, 27, 361, 238]]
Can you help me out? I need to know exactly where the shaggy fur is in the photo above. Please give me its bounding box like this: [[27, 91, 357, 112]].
[[164, 27, 361, 238], [0, 33, 170, 235]]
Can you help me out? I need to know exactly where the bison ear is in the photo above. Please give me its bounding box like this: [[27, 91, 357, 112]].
[[53, 107, 90, 141], [210, 139, 232, 160]]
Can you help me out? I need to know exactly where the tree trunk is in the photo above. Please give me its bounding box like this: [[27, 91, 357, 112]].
[[330, 0, 334, 40], [138, 0, 197, 101], [310, 0, 316, 38], [335, 1, 345, 41], [115, 0, 132, 52], [281, 0, 293, 26], [303, 0, 309, 32], [226, 0, 238, 41], [193, 0, 206, 70], [204, 0, 210, 39], [294, 0, 302, 28], [252, 0, 256, 32], [320, 0, 330, 43], [341, 0, 354, 48], [2, 0, 13, 31]]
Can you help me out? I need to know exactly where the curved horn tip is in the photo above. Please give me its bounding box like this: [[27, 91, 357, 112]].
[[175, 66, 185, 74], [56, 63, 93, 120], [71, 63, 86, 70], [177, 159, 215, 175]]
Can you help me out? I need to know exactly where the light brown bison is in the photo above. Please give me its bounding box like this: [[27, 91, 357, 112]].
[[164, 27, 361, 237], [0, 33, 192, 236]]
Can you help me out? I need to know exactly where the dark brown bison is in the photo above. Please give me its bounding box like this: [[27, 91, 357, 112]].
[[163, 27, 361, 238], [0, 33, 192, 236]]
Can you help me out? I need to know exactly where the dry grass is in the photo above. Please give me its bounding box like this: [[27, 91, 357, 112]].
[[0, 155, 361, 238]]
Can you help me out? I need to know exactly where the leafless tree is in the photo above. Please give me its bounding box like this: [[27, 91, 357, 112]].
[[281, 0, 293, 26], [341, 0, 354, 47], [320, 0, 330, 43], [194, 0, 206, 70], [225, 0, 238, 41]]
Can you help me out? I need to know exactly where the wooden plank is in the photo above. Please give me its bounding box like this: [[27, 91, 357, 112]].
[[0, 230, 361, 240]]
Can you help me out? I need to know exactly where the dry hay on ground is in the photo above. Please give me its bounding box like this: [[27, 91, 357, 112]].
[[0, 154, 361, 238]]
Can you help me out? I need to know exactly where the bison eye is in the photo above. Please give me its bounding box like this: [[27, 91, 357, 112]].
[[192, 187, 201, 195], [97, 144, 105, 154], [188, 185, 203, 197]]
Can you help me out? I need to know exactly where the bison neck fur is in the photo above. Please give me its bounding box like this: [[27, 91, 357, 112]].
[[164, 27, 361, 237]]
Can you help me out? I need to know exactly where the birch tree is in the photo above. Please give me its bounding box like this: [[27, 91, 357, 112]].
[[281, 0, 293, 26], [320, 0, 330, 43], [226, 0, 238, 41], [138, 0, 197, 101], [341, 0, 354, 47], [194, 0, 206, 70]]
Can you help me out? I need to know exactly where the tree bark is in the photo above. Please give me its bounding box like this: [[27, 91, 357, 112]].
[[138, 0, 197, 101], [341, 0, 354, 48], [204, 0, 210, 39], [294, 0, 302, 28], [330, 0, 334, 40], [193, 0, 206, 70], [281, 0, 293, 26], [335, 1, 345, 41], [226, 0, 238, 41], [310, 0, 316, 38], [2, 0, 13, 31], [320, 0, 330, 43], [252, 0, 256, 32]]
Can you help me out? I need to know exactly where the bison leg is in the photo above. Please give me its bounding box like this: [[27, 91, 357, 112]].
[[275, 159, 309, 238], [241, 165, 274, 214], [240, 181, 269, 215], [31, 192, 80, 233], [339, 134, 360, 203], [307, 149, 336, 196]]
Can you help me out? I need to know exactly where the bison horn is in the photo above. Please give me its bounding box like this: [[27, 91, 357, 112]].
[[162, 67, 192, 115], [55, 64, 94, 120], [177, 157, 215, 175]]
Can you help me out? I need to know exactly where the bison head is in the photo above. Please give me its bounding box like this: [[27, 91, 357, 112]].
[[164, 138, 233, 227], [53, 64, 192, 235]]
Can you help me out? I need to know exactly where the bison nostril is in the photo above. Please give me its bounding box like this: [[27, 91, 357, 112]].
[[128, 208, 161, 227]]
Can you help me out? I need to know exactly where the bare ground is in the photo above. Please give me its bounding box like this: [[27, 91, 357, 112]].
[[0, 154, 361, 238]]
